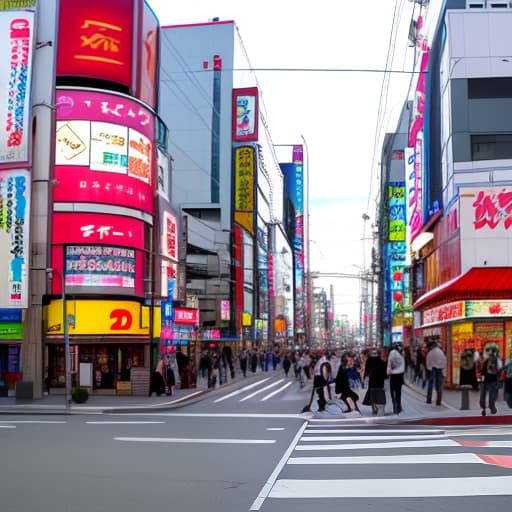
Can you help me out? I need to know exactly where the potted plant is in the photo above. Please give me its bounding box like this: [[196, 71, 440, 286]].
[[71, 386, 89, 404]]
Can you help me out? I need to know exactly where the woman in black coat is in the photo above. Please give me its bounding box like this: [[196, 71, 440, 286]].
[[363, 348, 388, 415], [335, 355, 360, 413]]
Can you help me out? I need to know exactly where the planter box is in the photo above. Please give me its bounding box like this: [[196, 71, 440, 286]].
[[116, 381, 132, 396]]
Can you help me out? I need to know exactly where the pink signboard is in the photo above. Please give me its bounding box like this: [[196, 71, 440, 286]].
[[173, 307, 199, 326], [53, 165, 153, 213], [52, 212, 145, 249]]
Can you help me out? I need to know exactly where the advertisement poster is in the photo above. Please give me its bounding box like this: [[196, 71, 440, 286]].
[[451, 321, 473, 386], [0, 10, 34, 165], [0, 169, 30, 308]]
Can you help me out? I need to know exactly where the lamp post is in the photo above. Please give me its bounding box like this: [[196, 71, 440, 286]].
[[46, 268, 72, 408]]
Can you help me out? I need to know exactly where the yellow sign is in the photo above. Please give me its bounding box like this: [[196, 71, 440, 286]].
[[46, 299, 152, 336], [0, 0, 35, 9], [234, 146, 254, 235]]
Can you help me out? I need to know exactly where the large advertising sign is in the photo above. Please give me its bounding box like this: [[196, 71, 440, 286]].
[[56, 0, 135, 91], [64, 245, 136, 293], [52, 212, 146, 249], [234, 145, 255, 236], [280, 145, 305, 334], [46, 299, 150, 336], [0, 169, 30, 308], [54, 89, 155, 213], [0, 10, 34, 166], [161, 209, 178, 261], [460, 186, 512, 268], [232, 87, 259, 142]]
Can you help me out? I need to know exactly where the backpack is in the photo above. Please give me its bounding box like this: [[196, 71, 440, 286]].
[[485, 355, 498, 375]]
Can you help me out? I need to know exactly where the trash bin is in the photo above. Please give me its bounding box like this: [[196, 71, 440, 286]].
[[15, 381, 34, 400], [459, 385, 472, 410]]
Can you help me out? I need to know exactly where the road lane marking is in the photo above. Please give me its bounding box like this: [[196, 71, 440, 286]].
[[0, 425, 15, 428], [261, 381, 293, 401], [250, 421, 308, 511], [458, 440, 512, 448], [304, 428, 444, 434], [300, 434, 447, 442], [295, 439, 460, 450], [240, 379, 285, 402], [87, 421, 166, 425], [288, 453, 486, 465], [269, 476, 512, 498], [213, 378, 271, 403], [267, 428, 286, 431], [0, 420, 66, 424], [114, 437, 276, 444]]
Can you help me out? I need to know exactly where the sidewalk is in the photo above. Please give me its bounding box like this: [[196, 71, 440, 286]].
[[0, 369, 263, 415]]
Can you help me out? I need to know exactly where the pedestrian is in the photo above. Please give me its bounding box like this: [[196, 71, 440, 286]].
[[478, 346, 502, 416], [425, 340, 447, 406], [387, 343, 405, 414], [504, 355, 512, 408], [165, 357, 175, 396], [149, 357, 166, 396], [239, 348, 248, 377], [362, 347, 387, 416], [312, 348, 331, 412], [335, 354, 361, 413], [282, 353, 291, 377]]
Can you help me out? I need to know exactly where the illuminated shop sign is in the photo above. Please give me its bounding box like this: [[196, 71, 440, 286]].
[[54, 89, 154, 213], [46, 299, 150, 336], [220, 299, 230, 321], [136, 2, 158, 109], [161, 210, 177, 261], [173, 307, 199, 326], [423, 301, 465, 325], [0, 10, 34, 165], [52, 212, 145, 249], [466, 300, 512, 317], [56, 0, 134, 90], [232, 87, 259, 142], [64, 245, 136, 292], [234, 145, 255, 235], [0, 169, 30, 308]]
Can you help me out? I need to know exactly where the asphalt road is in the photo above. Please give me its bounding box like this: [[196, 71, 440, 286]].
[[2, 374, 512, 512]]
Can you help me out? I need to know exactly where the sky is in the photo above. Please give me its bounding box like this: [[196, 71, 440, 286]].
[[148, 0, 418, 325]]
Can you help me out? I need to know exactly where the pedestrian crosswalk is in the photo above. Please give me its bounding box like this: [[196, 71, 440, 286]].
[[251, 424, 512, 509]]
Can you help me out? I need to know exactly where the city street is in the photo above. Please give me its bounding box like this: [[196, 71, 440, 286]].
[[2, 374, 512, 511]]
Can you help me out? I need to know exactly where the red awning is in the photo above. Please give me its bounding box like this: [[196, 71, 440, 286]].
[[414, 267, 512, 309]]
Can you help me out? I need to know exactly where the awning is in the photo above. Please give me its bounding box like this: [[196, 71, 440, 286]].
[[414, 267, 512, 309]]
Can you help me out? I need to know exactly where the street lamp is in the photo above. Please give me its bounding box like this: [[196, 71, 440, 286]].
[[46, 268, 71, 408]]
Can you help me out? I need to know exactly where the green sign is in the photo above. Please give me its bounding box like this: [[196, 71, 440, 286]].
[[0, 323, 23, 340]]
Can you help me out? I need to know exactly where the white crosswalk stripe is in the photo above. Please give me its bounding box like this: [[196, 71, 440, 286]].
[[251, 424, 512, 510]]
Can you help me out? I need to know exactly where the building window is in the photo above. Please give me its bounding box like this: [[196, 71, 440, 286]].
[[471, 134, 512, 161], [468, 77, 512, 99]]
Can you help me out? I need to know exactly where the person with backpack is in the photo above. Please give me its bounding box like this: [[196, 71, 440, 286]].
[[335, 354, 361, 413], [312, 348, 331, 412], [479, 346, 502, 416]]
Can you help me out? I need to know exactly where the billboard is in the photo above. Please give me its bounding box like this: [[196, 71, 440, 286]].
[[232, 87, 259, 142], [64, 245, 136, 293], [0, 10, 34, 165], [56, 0, 135, 91], [52, 212, 146, 249], [233, 145, 255, 235], [54, 89, 155, 213], [0, 169, 30, 308]]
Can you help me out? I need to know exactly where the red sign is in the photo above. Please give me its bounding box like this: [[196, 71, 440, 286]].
[[173, 308, 199, 326], [56, 0, 135, 89], [52, 212, 145, 249]]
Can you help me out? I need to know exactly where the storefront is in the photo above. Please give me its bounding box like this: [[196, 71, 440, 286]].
[[0, 310, 23, 397], [45, 298, 154, 396], [418, 299, 512, 387]]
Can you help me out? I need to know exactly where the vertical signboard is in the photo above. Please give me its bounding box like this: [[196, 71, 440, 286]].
[[0, 169, 30, 307], [0, 9, 34, 166], [233, 145, 255, 236], [232, 87, 259, 142]]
